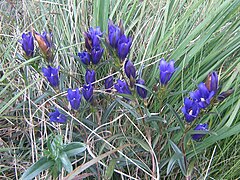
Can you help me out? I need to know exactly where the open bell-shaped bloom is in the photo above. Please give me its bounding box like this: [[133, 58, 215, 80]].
[[67, 88, 82, 110], [49, 108, 67, 123], [78, 51, 91, 65], [82, 84, 93, 102], [42, 66, 59, 87], [192, 123, 209, 141], [114, 79, 131, 95], [159, 58, 175, 85], [190, 82, 215, 109], [19, 32, 34, 58], [85, 69, 96, 84], [181, 97, 200, 123], [91, 46, 104, 64]]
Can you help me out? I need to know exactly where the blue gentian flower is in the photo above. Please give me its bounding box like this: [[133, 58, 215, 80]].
[[105, 76, 113, 92], [181, 97, 200, 123], [84, 27, 103, 50], [114, 79, 131, 95], [85, 69, 96, 84], [205, 71, 218, 95], [124, 60, 136, 79], [49, 108, 67, 123], [67, 88, 82, 110], [108, 21, 121, 48], [78, 51, 91, 65], [42, 66, 60, 87], [19, 32, 34, 58], [136, 79, 147, 99], [190, 82, 215, 109], [82, 84, 93, 102], [159, 58, 175, 85], [192, 123, 208, 141], [91, 46, 104, 64], [117, 34, 132, 60]]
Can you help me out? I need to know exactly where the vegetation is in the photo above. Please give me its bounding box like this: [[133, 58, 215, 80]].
[[0, 0, 239, 179]]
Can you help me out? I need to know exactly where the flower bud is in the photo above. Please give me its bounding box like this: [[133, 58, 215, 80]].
[[205, 71, 218, 95], [105, 76, 113, 92], [136, 79, 147, 99], [124, 60, 136, 79], [85, 69, 96, 84], [159, 58, 175, 85], [217, 89, 234, 101]]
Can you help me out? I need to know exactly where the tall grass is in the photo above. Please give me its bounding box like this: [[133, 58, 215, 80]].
[[0, 0, 239, 179]]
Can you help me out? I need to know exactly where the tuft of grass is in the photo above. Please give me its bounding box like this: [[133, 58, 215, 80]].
[[0, 0, 239, 179]]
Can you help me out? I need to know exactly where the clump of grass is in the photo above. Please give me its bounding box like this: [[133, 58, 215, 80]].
[[0, 0, 239, 179]]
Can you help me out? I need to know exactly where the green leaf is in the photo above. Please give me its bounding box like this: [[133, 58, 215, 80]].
[[116, 98, 140, 118], [102, 100, 118, 123], [63, 144, 130, 180], [20, 157, 54, 180], [59, 152, 73, 173], [168, 139, 186, 175], [105, 159, 117, 180], [167, 104, 185, 132], [63, 142, 86, 157], [167, 153, 181, 175]]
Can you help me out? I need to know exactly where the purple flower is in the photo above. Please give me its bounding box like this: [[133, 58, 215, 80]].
[[85, 69, 96, 84], [84, 27, 103, 50], [190, 83, 215, 109], [181, 97, 200, 123], [114, 79, 131, 95], [192, 123, 208, 141], [78, 51, 91, 65], [82, 84, 93, 102], [117, 34, 132, 60], [136, 79, 147, 99], [108, 21, 121, 48], [49, 108, 67, 123], [205, 71, 218, 95], [42, 66, 59, 87], [19, 32, 34, 57], [91, 46, 104, 64], [159, 58, 175, 85], [67, 88, 82, 110], [105, 76, 113, 92], [124, 60, 136, 79]]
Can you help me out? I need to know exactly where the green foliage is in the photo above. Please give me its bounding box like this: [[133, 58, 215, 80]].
[[20, 135, 86, 179]]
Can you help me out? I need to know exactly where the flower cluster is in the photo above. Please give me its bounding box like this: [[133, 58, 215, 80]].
[[108, 20, 132, 61], [181, 71, 219, 140], [78, 27, 104, 65]]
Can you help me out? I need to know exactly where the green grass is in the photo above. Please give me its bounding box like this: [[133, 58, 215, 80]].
[[0, 0, 239, 179]]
